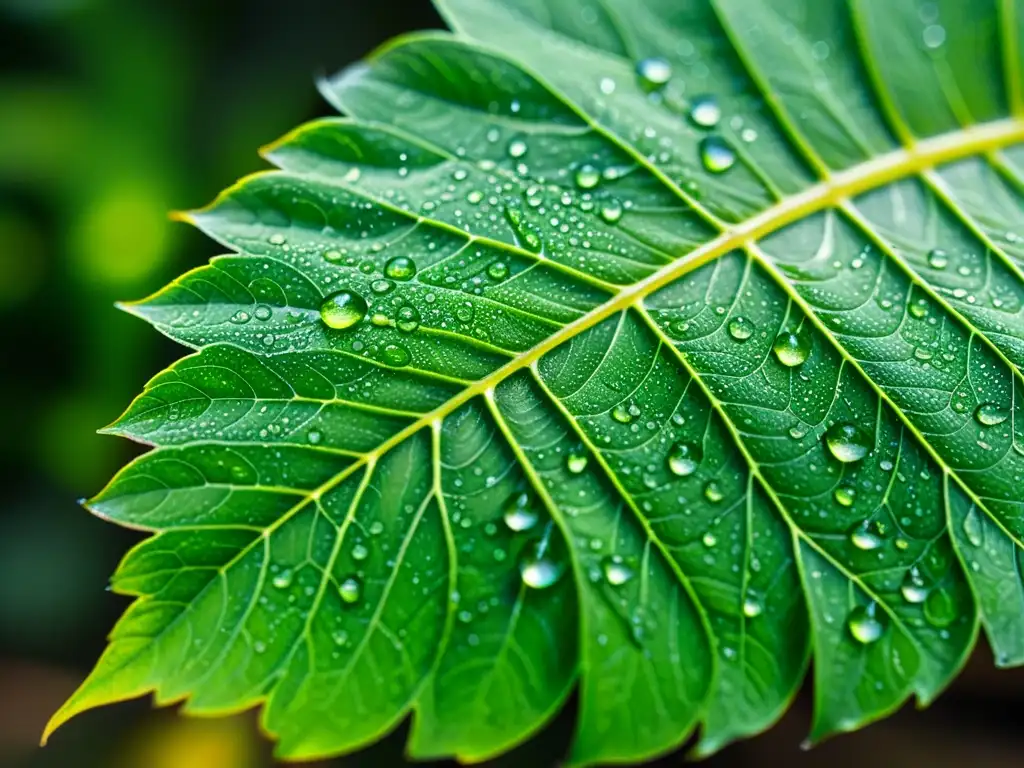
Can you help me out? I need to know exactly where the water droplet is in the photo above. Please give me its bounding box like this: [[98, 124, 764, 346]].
[[396, 306, 420, 333], [922, 24, 946, 49], [847, 603, 885, 644], [332, 629, 349, 646], [503, 492, 538, 532], [230, 310, 250, 324], [772, 329, 812, 367], [272, 569, 293, 589], [507, 138, 528, 158], [825, 423, 871, 463], [704, 481, 724, 503], [566, 451, 589, 474], [900, 568, 928, 604], [384, 256, 416, 281], [339, 576, 362, 604], [351, 543, 369, 561], [599, 77, 616, 94], [381, 343, 410, 367], [487, 261, 509, 280], [320, 290, 367, 330], [254, 640, 267, 653], [699, 136, 736, 173], [269, 233, 286, 245], [455, 302, 475, 324], [371, 279, 393, 295], [575, 164, 601, 189], [611, 401, 639, 424], [307, 429, 322, 445], [833, 484, 856, 507], [702, 531, 718, 547], [602, 555, 634, 586], [849, 521, 883, 551], [504, 206, 543, 253], [975, 402, 1009, 426], [688, 94, 721, 128], [727, 316, 755, 341], [519, 539, 564, 589], [927, 248, 948, 269], [600, 200, 623, 223], [924, 588, 955, 627], [667, 441, 701, 477], [962, 506, 983, 547], [636, 56, 672, 90], [742, 594, 763, 618]]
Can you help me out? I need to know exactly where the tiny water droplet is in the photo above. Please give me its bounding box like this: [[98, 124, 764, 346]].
[[519, 539, 564, 589], [602, 555, 634, 586], [351, 543, 369, 561], [611, 401, 639, 424], [666, 441, 701, 477], [702, 531, 718, 547], [636, 56, 672, 90], [699, 136, 736, 173], [254, 305, 272, 321], [254, 640, 267, 653], [339, 576, 362, 604], [307, 429, 323, 445], [975, 402, 1009, 426], [773, 329, 812, 367], [320, 290, 368, 330], [332, 629, 349, 646], [371, 279, 394, 295], [688, 95, 721, 128], [825, 423, 871, 463], [847, 603, 885, 644], [727, 316, 755, 341], [566, 451, 589, 474], [384, 256, 416, 281]]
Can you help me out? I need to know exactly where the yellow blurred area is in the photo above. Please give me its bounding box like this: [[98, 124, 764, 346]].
[[69, 178, 172, 287], [118, 713, 260, 768]]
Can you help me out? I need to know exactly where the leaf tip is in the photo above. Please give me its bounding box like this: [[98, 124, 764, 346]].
[[168, 209, 197, 225]]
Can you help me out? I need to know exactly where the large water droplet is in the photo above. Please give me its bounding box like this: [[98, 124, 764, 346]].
[[825, 423, 871, 463], [849, 521, 883, 551], [272, 569, 293, 589], [396, 306, 420, 333], [742, 593, 763, 618], [962, 506, 983, 547], [927, 248, 948, 269], [320, 290, 367, 330], [833, 484, 856, 507], [575, 164, 601, 189], [602, 555, 634, 586], [384, 256, 416, 281], [688, 95, 721, 128], [381, 343, 410, 367], [847, 603, 885, 644], [503, 492, 538, 532], [339, 576, 362, 604], [636, 56, 672, 90], [566, 451, 589, 474], [727, 316, 755, 341], [519, 539, 564, 589], [487, 261, 509, 280], [351, 542, 369, 561], [507, 138, 528, 159], [975, 402, 1009, 426], [699, 136, 736, 173], [600, 200, 623, 224], [900, 568, 928, 604], [772, 329, 812, 367], [611, 401, 640, 424], [924, 588, 955, 627], [666, 441, 701, 477]]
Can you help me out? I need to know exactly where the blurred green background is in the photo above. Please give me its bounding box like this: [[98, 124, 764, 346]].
[[1, 1, 1023, 766]]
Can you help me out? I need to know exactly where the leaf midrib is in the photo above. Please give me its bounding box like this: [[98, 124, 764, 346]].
[[216, 117, 1024, 535]]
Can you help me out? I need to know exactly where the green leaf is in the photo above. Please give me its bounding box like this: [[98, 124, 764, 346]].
[[47, 0, 1024, 763]]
